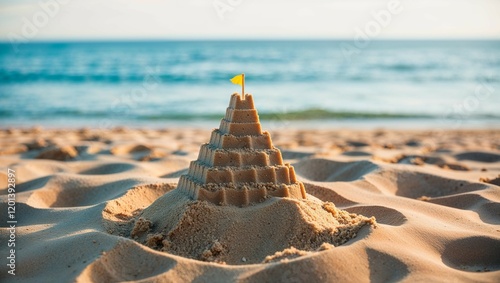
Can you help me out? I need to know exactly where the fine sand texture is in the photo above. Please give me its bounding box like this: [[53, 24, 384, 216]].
[[1, 127, 500, 282]]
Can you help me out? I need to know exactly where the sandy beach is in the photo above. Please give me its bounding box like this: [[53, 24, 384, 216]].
[[1, 0, 499, 281], [1, 126, 499, 282]]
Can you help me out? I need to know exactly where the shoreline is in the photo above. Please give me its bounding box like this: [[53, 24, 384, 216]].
[[2, 117, 500, 131]]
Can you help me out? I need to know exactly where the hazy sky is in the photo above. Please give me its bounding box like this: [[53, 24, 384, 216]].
[[0, 0, 499, 41]]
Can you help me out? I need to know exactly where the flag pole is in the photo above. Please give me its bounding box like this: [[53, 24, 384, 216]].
[[241, 73, 245, 100]]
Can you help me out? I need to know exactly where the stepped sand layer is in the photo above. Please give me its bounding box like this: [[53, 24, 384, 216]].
[[0, 127, 499, 282], [177, 93, 306, 205]]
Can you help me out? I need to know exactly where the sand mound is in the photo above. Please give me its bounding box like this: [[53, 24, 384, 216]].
[[35, 145, 78, 161], [126, 190, 375, 264]]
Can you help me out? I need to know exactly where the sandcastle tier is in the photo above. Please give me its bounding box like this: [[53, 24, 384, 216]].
[[177, 93, 307, 206]]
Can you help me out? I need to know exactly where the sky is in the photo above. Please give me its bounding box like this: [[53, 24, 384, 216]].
[[0, 0, 499, 41]]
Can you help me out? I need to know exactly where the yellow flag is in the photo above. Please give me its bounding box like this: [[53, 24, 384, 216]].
[[230, 74, 243, 86]]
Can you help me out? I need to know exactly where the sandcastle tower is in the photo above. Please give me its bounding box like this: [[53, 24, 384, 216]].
[[176, 93, 307, 206]]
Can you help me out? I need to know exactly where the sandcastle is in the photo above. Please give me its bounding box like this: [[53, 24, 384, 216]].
[[176, 93, 307, 206]]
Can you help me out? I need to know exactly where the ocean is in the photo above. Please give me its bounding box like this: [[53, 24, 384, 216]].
[[0, 40, 499, 129]]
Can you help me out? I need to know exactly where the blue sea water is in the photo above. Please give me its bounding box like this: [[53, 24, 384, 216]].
[[0, 40, 499, 129]]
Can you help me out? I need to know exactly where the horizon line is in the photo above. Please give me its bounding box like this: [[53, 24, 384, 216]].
[[1, 37, 500, 44]]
